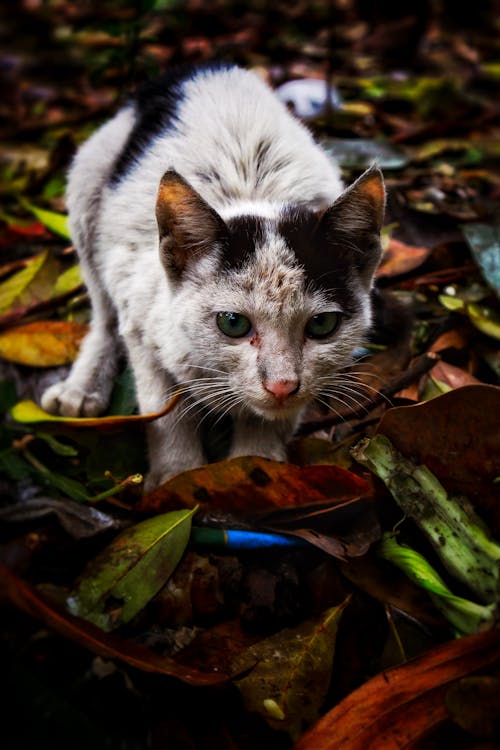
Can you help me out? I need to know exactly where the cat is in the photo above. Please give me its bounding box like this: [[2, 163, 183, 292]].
[[41, 63, 386, 490]]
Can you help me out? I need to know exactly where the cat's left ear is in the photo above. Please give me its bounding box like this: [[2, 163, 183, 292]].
[[156, 170, 228, 281], [317, 164, 386, 286]]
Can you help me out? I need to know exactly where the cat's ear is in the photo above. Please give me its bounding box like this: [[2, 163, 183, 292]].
[[156, 170, 227, 280], [316, 165, 385, 286]]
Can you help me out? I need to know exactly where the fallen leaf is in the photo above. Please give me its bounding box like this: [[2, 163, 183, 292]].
[[376, 385, 500, 533], [52, 264, 83, 295], [0, 320, 87, 366], [0, 251, 49, 315], [467, 302, 500, 340], [0, 564, 226, 685], [462, 223, 500, 296], [295, 628, 500, 750], [138, 455, 371, 515], [67, 508, 197, 631], [234, 598, 350, 739], [425, 360, 481, 391], [260, 495, 380, 559], [11, 391, 180, 431], [23, 202, 70, 240], [376, 238, 431, 279]]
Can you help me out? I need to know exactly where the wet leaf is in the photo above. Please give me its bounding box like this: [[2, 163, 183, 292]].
[[67, 507, 197, 631], [0, 564, 226, 685], [376, 385, 500, 533], [462, 223, 500, 296], [23, 202, 70, 240], [11, 391, 180, 431], [234, 598, 350, 739], [321, 138, 408, 170], [376, 238, 431, 279], [0, 321, 88, 366], [138, 455, 371, 515], [295, 628, 500, 750]]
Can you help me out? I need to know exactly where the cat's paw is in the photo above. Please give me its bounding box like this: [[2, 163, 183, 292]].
[[41, 380, 109, 417]]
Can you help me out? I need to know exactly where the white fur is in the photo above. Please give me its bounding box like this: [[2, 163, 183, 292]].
[[41, 66, 378, 489]]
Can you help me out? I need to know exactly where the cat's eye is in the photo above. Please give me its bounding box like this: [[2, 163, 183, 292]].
[[216, 312, 252, 338], [305, 312, 340, 339]]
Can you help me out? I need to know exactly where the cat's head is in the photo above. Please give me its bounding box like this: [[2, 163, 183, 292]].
[[155, 167, 385, 421]]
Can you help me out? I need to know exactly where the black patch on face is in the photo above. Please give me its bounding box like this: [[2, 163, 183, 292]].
[[109, 62, 232, 186], [222, 215, 267, 271], [276, 208, 356, 313]]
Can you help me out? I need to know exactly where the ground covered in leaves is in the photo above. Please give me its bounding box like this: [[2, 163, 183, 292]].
[[1, 2, 500, 749]]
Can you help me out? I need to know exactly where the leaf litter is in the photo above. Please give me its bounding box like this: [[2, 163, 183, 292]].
[[1, 2, 500, 749]]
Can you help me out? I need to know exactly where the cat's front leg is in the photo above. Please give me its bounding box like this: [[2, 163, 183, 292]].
[[144, 408, 205, 492], [126, 341, 205, 491], [228, 414, 297, 463], [41, 319, 121, 417]]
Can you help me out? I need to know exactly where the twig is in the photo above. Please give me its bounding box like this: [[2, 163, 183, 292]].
[[297, 352, 439, 436]]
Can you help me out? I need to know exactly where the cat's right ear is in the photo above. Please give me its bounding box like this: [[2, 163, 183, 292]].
[[156, 171, 228, 281]]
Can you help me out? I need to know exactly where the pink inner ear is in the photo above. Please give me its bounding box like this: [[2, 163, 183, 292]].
[[359, 174, 385, 205]]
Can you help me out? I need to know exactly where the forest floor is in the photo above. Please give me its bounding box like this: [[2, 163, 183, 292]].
[[0, 2, 499, 749]]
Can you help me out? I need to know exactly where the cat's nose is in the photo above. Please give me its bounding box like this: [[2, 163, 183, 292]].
[[263, 379, 300, 401]]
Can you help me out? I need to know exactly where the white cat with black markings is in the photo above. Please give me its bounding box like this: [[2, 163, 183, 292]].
[[41, 63, 386, 489]]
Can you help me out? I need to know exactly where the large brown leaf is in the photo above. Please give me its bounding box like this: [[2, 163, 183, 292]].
[[295, 628, 500, 750], [138, 456, 371, 514]]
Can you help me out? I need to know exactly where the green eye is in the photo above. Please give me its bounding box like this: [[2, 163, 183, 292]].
[[216, 312, 252, 338], [305, 312, 340, 339]]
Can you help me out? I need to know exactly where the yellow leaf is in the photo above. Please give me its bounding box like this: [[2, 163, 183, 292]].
[[0, 321, 87, 366], [0, 252, 48, 315], [11, 391, 182, 430]]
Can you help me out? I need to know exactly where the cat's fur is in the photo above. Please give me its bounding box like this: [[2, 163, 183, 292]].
[[41, 63, 386, 489]]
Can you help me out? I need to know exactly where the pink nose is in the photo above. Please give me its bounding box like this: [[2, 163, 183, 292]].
[[263, 379, 300, 401]]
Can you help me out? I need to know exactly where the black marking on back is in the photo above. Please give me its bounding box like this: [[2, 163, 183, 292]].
[[109, 61, 233, 186]]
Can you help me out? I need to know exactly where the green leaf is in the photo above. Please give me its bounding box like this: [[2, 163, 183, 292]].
[[0, 251, 48, 315], [23, 202, 70, 240], [67, 507, 197, 631], [467, 303, 500, 340], [234, 599, 349, 740], [53, 264, 83, 296], [378, 535, 496, 635], [352, 434, 500, 604]]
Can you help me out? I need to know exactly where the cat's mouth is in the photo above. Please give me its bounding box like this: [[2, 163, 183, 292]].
[[253, 393, 305, 420]]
